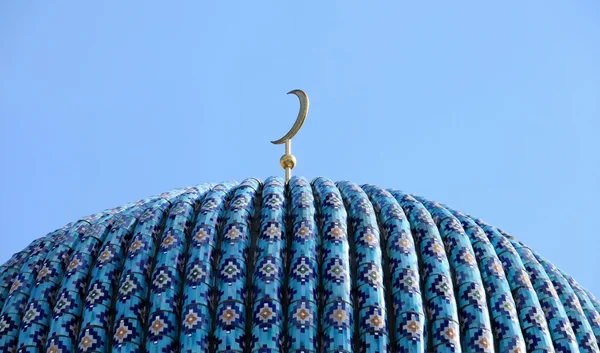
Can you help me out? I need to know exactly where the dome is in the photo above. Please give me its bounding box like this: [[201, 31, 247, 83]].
[[0, 176, 599, 353]]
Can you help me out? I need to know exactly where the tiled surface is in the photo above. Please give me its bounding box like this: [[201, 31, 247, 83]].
[[0, 177, 597, 353]]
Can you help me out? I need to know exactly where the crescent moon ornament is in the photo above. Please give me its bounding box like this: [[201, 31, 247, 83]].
[[271, 89, 309, 144], [272, 89, 309, 183]]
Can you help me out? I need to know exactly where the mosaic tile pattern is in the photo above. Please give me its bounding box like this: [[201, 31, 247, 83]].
[[0, 177, 598, 353], [286, 176, 319, 353]]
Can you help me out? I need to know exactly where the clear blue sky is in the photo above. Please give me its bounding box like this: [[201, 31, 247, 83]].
[[1, 2, 598, 294]]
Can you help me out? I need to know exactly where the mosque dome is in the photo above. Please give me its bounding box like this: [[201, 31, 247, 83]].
[[0, 176, 599, 353]]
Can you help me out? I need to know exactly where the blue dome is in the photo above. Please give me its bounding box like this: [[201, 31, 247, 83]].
[[0, 176, 598, 353]]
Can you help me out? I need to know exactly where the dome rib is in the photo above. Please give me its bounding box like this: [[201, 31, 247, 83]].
[[536, 251, 600, 352], [338, 180, 389, 350], [0, 231, 61, 350], [251, 176, 286, 351], [448, 209, 527, 352], [583, 288, 600, 315], [44, 222, 111, 353], [391, 191, 462, 352], [180, 181, 237, 351], [144, 184, 212, 351], [312, 176, 353, 352], [76, 203, 146, 352], [214, 178, 261, 352], [362, 184, 426, 352], [507, 234, 580, 351], [0, 236, 50, 311], [286, 176, 319, 351], [110, 190, 187, 353], [561, 268, 600, 343], [479, 221, 554, 351], [416, 198, 495, 352], [0, 177, 598, 353]]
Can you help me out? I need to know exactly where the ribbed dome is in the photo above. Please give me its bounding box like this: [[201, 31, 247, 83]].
[[0, 176, 598, 353]]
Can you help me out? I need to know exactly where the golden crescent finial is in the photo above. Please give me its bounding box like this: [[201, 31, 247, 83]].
[[271, 89, 309, 144], [272, 89, 309, 183]]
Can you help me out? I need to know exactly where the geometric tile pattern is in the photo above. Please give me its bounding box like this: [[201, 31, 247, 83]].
[[391, 191, 461, 353], [286, 177, 319, 352], [252, 177, 286, 351], [0, 177, 598, 353], [417, 198, 494, 353], [313, 177, 353, 353], [214, 178, 260, 352], [338, 181, 389, 352]]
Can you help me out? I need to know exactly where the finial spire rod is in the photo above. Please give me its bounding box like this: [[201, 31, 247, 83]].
[[271, 89, 309, 183]]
